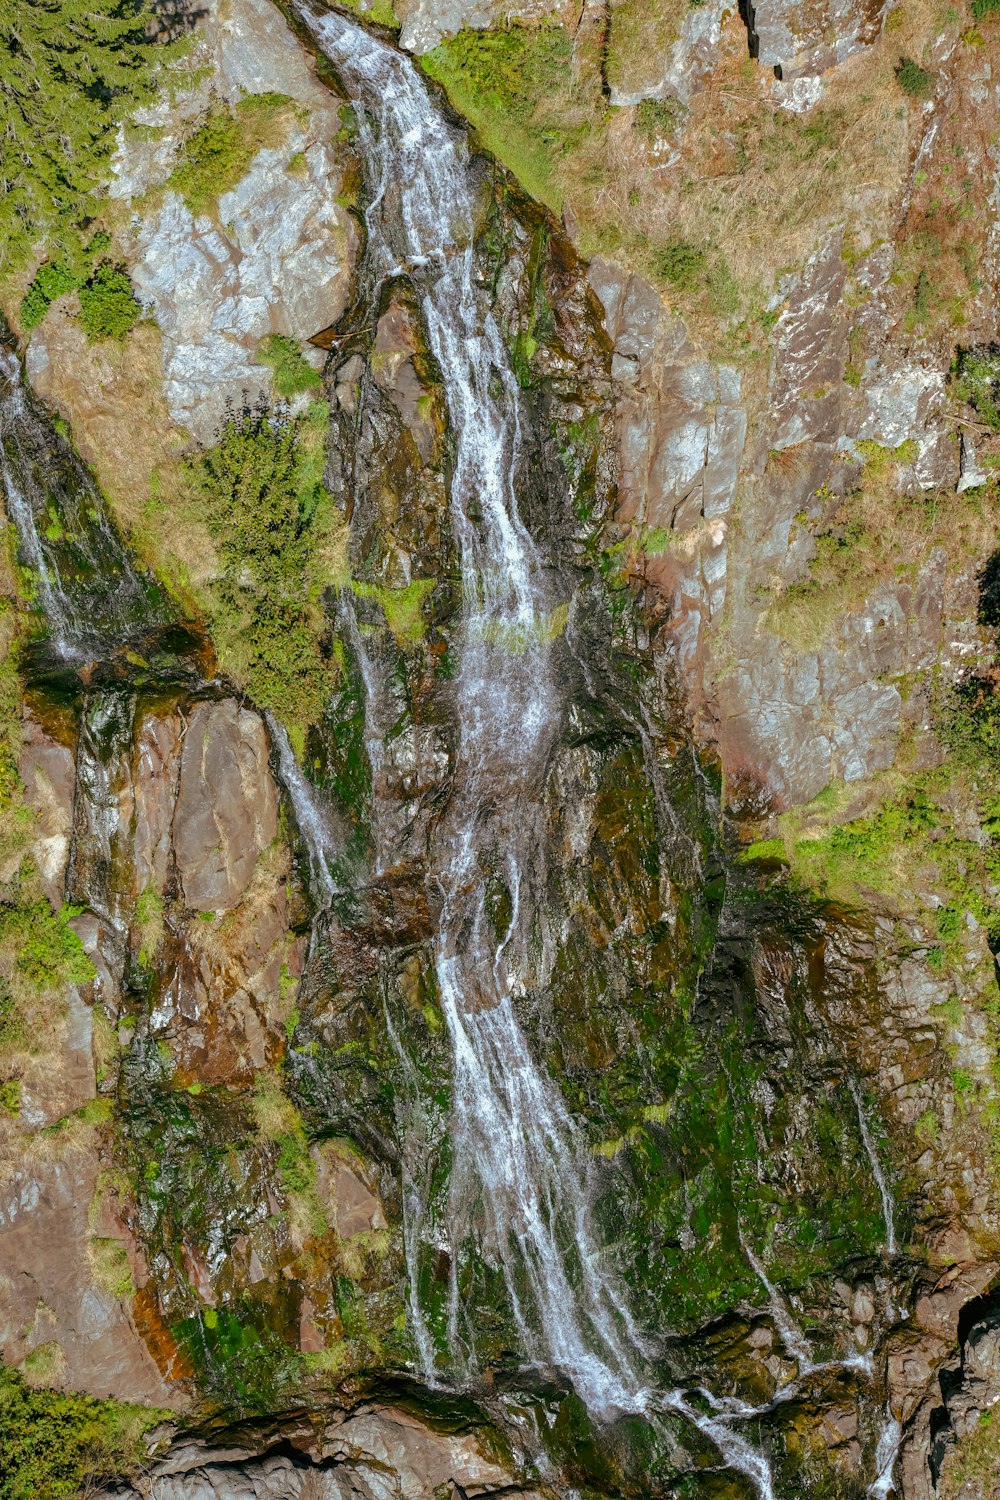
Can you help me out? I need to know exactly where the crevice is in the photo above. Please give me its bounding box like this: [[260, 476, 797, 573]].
[[737, 0, 760, 61]]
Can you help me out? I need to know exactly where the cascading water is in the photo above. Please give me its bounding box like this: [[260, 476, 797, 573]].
[[0, 344, 170, 662], [266, 711, 339, 908], [295, 4, 648, 1420], [848, 1076, 898, 1256]]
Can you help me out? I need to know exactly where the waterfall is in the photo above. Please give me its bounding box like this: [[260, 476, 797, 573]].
[[295, 5, 646, 1419], [0, 344, 167, 661], [338, 591, 392, 875], [848, 1077, 897, 1256], [741, 1233, 816, 1370], [868, 1410, 901, 1499], [0, 347, 77, 652], [266, 712, 339, 909]]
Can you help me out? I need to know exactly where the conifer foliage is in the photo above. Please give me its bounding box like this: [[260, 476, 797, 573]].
[[0, 0, 162, 274]]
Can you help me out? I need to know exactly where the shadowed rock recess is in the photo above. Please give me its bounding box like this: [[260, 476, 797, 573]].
[[7, 0, 1000, 1496]]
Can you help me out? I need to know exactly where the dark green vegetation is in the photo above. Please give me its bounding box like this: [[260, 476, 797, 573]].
[[77, 262, 142, 342], [167, 94, 294, 217], [195, 401, 342, 736], [895, 55, 935, 98], [21, 246, 140, 341], [0, 0, 168, 277], [0, 1365, 163, 1500]]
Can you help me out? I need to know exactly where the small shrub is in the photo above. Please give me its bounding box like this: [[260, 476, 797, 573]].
[[652, 237, 708, 291], [168, 94, 292, 216], [0, 900, 94, 995], [77, 263, 142, 342], [20, 262, 79, 330], [895, 57, 934, 98], [0, 1364, 162, 1498], [256, 334, 322, 398], [972, 0, 1000, 19], [634, 97, 680, 140]]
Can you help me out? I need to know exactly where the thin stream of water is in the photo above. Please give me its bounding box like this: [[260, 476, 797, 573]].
[[849, 1076, 898, 1255]]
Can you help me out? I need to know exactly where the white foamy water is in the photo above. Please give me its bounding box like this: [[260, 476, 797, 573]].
[[0, 347, 76, 652], [266, 712, 338, 908], [868, 1410, 901, 1499], [296, 4, 644, 1421], [849, 1076, 898, 1255]]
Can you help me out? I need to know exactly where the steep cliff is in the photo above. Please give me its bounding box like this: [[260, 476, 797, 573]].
[[3, 1, 1000, 1498]]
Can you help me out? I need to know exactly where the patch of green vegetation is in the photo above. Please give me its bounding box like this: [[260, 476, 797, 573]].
[[422, 24, 579, 210], [0, 1076, 21, 1116], [77, 262, 142, 342], [87, 1237, 135, 1300], [0, 1, 172, 278], [0, 1364, 164, 1499], [0, 897, 94, 995], [352, 578, 436, 645], [256, 334, 322, 399], [175, 1302, 303, 1415], [194, 400, 342, 735], [652, 237, 707, 292], [895, 56, 935, 98], [167, 93, 293, 217], [971, 0, 1000, 20], [135, 885, 164, 968], [19, 230, 109, 331], [954, 347, 1000, 429], [633, 97, 683, 141], [336, 0, 399, 26]]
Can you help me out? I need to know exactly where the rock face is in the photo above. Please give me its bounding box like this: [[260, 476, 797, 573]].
[[173, 701, 278, 913], [9, 1, 1000, 1499], [97, 1409, 545, 1498]]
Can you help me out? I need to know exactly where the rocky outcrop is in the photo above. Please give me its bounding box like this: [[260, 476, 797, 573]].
[[173, 701, 278, 913], [97, 1407, 544, 1499]]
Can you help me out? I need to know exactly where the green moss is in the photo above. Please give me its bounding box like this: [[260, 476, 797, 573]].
[[352, 577, 435, 645], [175, 1303, 303, 1415], [256, 334, 322, 399], [0, 1364, 164, 1500], [167, 94, 294, 216]]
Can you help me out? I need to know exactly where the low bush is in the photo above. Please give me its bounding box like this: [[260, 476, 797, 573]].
[[652, 237, 708, 292], [0, 1364, 162, 1500], [77, 262, 142, 342], [256, 334, 322, 398], [167, 93, 293, 216], [895, 56, 934, 98]]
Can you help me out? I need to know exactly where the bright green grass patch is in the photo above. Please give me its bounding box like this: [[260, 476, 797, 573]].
[[336, 0, 399, 26], [352, 578, 435, 645], [422, 24, 580, 211], [167, 93, 294, 216], [256, 334, 322, 399]]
